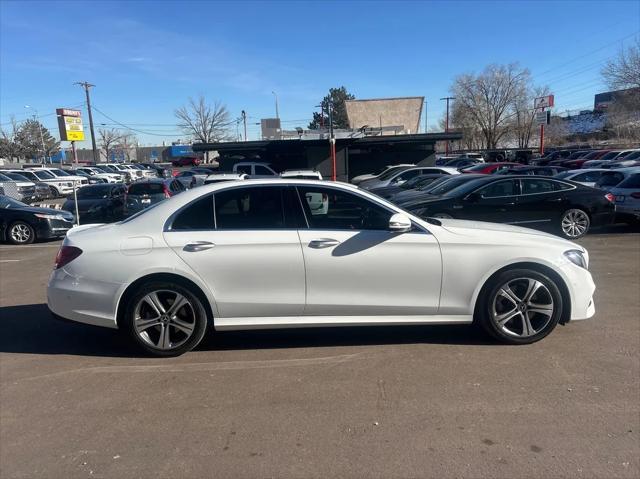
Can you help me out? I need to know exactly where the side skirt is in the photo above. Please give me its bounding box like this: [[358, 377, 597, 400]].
[[214, 315, 473, 331]]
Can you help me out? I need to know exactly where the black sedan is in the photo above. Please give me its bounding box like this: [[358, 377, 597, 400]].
[[62, 184, 127, 225], [0, 195, 74, 245], [398, 175, 615, 239]]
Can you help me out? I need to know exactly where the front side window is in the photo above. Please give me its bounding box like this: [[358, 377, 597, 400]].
[[521, 179, 555, 195], [393, 170, 419, 183], [236, 165, 252, 175], [573, 172, 601, 182], [297, 186, 392, 230], [215, 186, 285, 229], [476, 180, 518, 198]]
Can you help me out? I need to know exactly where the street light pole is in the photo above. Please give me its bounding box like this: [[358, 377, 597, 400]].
[[440, 96, 455, 154], [75, 81, 98, 163], [241, 110, 247, 141], [328, 102, 337, 181], [24, 105, 47, 164]]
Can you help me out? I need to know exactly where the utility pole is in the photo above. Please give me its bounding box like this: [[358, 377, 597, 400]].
[[328, 102, 337, 181], [424, 99, 428, 133], [241, 110, 247, 141], [440, 96, 455, 154], [24, 105, 47, 163], [75, 81, 98, 163]]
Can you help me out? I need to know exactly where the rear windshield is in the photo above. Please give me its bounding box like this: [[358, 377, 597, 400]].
[[460, 164, 489, 172], [426, 176, 477, 195], [76, 185, 113, 198], [617, 174, 640, 189], [128, 183, 164, 195]]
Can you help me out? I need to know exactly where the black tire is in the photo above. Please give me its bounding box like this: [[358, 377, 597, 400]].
[[122, 281, 209, 357], [7, 221, 35, 245], [476, 269, 563, 345], [559, 208, 590, 239], [49, 185, 60, 198]]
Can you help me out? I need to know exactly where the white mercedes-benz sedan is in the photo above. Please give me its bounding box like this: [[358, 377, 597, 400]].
[[48, 179, 596, 356]]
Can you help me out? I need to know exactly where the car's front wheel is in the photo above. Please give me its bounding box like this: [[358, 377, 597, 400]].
[[49, 185, 60, 198], [122, 281, 208, 357], [8, 221, 35, 245], [477, 269, 563, 344]]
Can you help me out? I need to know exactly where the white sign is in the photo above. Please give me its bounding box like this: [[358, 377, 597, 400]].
[[534, 95, 555, 109], [535, 111, 550, 125]]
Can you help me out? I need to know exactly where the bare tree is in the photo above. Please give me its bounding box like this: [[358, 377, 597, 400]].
[[116, 132, 138, 162], [451, 64, 531, 149], [0, 117, 24, 162], [175, 96, 231, 162], [511, 85, 550, 148], [602, 37, 640, 90], [99, 128, 123, 162]]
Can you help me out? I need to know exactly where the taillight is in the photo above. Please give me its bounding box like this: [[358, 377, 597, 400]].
[[55, 246, 82, 269], [604, 193, 615, 203], [163, 186, 171, 198], [630, 192, 640, 199]]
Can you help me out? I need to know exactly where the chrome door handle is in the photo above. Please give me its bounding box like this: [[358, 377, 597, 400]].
[[183, 241, 215, 252], [309, 238, 340, 248]]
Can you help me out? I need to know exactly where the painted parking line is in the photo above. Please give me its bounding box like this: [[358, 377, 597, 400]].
[[0, 244, 61, 250], [0, 259, 21, 262]]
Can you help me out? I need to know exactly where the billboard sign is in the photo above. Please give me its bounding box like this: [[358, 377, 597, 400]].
[[56, 108, 85, 141], [535, 110, 551, 125], [534, 95, 554, 109]]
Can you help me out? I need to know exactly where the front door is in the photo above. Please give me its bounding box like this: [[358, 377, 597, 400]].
[[461, 178, 520, 223], [163, 186, 305, 319], [295, 186, 442, 316]]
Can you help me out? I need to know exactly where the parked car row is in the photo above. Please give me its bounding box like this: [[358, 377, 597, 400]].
[[532, 148, 640, 169]]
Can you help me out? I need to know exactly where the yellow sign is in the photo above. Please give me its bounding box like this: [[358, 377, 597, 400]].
[[57, 108, 85, 141]]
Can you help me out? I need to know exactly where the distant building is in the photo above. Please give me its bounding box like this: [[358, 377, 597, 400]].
[[594, 87, 640, 111], [345, 97, 424, 135]]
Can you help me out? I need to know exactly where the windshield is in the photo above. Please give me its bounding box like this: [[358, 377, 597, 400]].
[[0, 196, 27, 209], [76, 185, 114, 199], [33, 170, 55, 179], [378, 166, 409, 181], [599, 151, 621, 161], [4, 172, 30, 181], [50, 168, 71, 176], [460, 163, 490, 172], [0, 173, 11, 181], [554, 171, 573, 179], [128, 183, 165, 195], [427, 176, 481, 196]]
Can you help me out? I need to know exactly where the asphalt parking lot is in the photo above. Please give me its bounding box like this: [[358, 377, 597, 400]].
[[0, 230, 638, 479]]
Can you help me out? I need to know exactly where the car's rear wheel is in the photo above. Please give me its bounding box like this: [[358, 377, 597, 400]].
[[8, 221, 35, 245], [477, 269, 562, 344], [49, 185, 60, 198], [122, 281, 208, 357], [560, 208, 590, 239]]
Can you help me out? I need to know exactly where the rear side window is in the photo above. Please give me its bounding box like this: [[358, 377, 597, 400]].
[[617, 174, 640, 189], [596, 172, 624, 188], [553, 181, 574, 191], [572, 172, 602, 182], [476, 180, 518, 198], [521, 179, 555, 195], [255, 165, 274, 175], [128, 183, 164, 195], [215, 186, 285, 229], [171, 195, 214, 230]]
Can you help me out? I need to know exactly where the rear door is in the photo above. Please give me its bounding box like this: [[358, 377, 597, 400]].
[[163, 185, 305, 319], [515, 178, 566, 225]]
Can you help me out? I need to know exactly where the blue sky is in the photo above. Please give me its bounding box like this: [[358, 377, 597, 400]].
[[1, 0, 639, 146]]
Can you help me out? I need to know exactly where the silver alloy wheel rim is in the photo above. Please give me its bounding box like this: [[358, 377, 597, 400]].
[[134, 290, 196, 350], [10, 223, 31, 243], [491, 277, 554, 338], [561, 209, 589, 238]]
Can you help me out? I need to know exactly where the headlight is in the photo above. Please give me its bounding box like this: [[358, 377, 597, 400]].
[[564, 249, 588, 269], [34, 213, 66, 220]]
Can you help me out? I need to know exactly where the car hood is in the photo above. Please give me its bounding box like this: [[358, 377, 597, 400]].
[[431, 218, 582, 249]]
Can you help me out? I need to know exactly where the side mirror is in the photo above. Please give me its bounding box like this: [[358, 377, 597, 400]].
[[389, 213, 412, 233], [465, 192, 481, 202]]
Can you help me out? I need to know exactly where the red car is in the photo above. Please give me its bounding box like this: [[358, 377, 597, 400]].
[[562, 150, 611, 170], [171, 157, 201, 167], [460, 162, 521, 174]]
